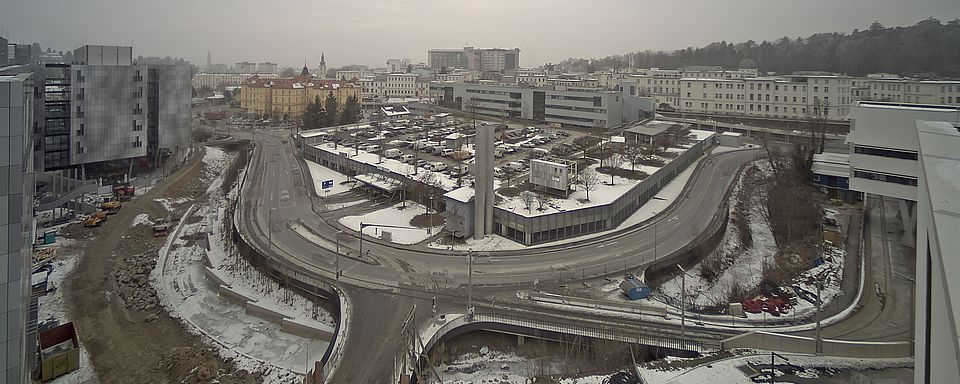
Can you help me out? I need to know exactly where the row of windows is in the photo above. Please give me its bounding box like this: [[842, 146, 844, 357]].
[[853, 146, 918, 160], [853, 170, 917, 186]]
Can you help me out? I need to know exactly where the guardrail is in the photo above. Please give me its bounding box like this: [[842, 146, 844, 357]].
[[721, 331, 912, 358]]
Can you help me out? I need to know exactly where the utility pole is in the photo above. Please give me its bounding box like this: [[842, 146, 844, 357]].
[[467, 251, 474, 320], [677, 264, 687, 342]]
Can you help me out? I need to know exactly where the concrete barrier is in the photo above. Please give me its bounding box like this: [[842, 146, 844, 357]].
[[281, 318, 334, 340], [218, 285, 256, 306], [246, 301, 291, 324], [204, 267, 229, 287]]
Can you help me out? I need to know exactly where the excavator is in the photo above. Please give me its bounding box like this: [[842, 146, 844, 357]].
[[84, 212, 107, 227], [100, 197, 122, 215]]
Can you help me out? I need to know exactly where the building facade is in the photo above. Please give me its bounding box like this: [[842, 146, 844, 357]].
[[235, 62, 256, 73], [237, 75, 361, 119], [846, 102, 960, 202], [0, 72, 37, 383], [191, 73, 277, 90], [430, 81, 634, 129], [256, 62, 278, 74], [428, 47, 520, 72], [914, 119, 960, 384], [2, 45, 192, 175]]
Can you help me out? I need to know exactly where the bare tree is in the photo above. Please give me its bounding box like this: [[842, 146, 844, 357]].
[[578, 168, 599, 201], [607, 154, 625, 185], [535, 193, 552, 211], [571, 136, 600, 159], [624, 143, 642, 171], [521, 191, 535, 212]]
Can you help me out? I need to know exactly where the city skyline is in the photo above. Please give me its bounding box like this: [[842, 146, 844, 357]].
[[2, 0, 958, 69]]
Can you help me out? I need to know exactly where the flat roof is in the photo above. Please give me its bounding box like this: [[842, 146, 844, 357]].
[[721, 131, 743, 137], [444, 186, 475, 203], [625, 120, 690, 136]]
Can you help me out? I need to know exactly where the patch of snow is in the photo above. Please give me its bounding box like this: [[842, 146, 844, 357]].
[[38, 256, 99, 384], [324, 199, 366, 211], [154, 197, 191, 212], [151, 159, 333, 382], [131, 213, 152, 227], [427, 234, 527, 251], [305, 160, 355, 197], [338, 202, 442, 245]]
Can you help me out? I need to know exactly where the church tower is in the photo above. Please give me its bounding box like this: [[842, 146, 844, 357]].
[[318, 52, 327, 79]]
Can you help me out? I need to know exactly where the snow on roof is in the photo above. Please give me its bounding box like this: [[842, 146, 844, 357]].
[[445, 186, 475, 203], [687, 129, 715, 142], [721, 131, 742, 137], [299, 129, 329, 138]]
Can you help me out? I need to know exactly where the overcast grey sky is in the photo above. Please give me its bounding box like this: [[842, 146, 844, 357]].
[[2, 0, 958, 69]]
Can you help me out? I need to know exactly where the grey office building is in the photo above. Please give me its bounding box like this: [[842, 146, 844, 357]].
[[430, 81, 628, 129], [2, 45, 191, 176], [1, 72, 37, 383], [0, 37, 7, 67], [428, 47, 520, 72]]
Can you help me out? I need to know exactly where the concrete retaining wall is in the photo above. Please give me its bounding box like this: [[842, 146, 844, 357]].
[[246, 302, 291, 324], [218, 285, 256, 306], [281, 318, 335, 340], [204, 267, 229, 287]]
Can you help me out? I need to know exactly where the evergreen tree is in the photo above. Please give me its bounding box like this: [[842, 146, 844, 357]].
[[303, 95, 324, 129], [324, 92, 340, 127], [340, 95, 361, 125]]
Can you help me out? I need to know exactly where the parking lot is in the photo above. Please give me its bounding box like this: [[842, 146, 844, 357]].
[[320, 115, 587, 187]]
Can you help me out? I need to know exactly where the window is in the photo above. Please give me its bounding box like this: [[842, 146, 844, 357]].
[[854, 146, 918, 160]]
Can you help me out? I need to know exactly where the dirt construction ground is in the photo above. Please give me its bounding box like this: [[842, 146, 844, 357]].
[[61, 148, 263, 384]]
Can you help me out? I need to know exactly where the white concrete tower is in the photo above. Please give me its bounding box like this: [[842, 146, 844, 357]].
[[473, 125, 496, 239]]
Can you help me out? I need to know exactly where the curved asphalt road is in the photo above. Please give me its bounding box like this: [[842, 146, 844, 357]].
[[239, 131, 759, 287]]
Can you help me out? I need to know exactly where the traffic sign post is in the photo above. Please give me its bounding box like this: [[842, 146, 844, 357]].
[[321, 179, 334, 190]]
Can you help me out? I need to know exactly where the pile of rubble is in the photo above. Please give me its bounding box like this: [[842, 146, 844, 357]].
[[115, 250, 161, 315], [155, 346, 263, 384]]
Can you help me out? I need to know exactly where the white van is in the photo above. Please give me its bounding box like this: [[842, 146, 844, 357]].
[[430, 162, 448, 172], [400, 154, 416, 163], [440, 148, 455, 157], [506, 161, 525, 172], [384, 148, 402, 158], [362, 144, 381, 152]]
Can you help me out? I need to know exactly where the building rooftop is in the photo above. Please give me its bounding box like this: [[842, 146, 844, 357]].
[[625, 120, 690, 137], [445, 186, 475, 203]]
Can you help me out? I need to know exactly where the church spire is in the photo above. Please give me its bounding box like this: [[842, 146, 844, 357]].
[[301, 59, 310, 76]]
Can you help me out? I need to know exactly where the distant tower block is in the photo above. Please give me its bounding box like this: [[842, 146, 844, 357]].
[[473, 124, 496, 239]]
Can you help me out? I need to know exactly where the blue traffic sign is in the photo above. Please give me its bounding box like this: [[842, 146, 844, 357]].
[[321, 179, 334, 190]]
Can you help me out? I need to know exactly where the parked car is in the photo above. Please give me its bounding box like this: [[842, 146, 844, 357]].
[[400, 154, 416, 163], [415, 159, 430, 168]]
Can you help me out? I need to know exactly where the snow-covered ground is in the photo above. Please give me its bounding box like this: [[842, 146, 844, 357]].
[[305, 160, 355, 196], [154, 197, 191, 212], [38, 255, 98, 384], [657, 161, 780, 308], [338, 202, 442, 245], [130, 213, 152, 227], [151, 147, 334, 383]]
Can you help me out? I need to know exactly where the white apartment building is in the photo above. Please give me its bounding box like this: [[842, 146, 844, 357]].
[[676, 75, 853, 120], [386, 58, 411, 73], [863, 79, 960, 106], [435, 70, 477, 83], [360, 73, 431, 100], [192, 73, 276, 90]]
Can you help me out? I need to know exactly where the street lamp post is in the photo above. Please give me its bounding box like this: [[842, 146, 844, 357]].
[[268, 208, 275, 252], [467, 251, 474, 319], [336, 230, 342, 281]]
